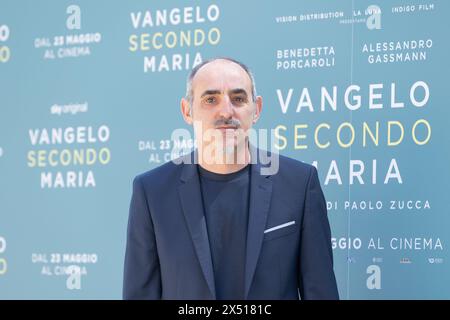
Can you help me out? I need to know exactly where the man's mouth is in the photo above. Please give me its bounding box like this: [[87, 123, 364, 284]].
[[216, 126, 238, 130]]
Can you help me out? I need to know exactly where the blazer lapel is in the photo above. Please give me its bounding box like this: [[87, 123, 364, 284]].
[[245, 161, 273, 299], [178, 160, 216, 299]]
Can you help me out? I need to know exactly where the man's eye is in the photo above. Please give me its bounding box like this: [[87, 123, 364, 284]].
[[205, 97, 216, 104], [233, 96, 245, 103]]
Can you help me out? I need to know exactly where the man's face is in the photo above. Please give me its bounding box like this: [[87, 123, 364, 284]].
[[181, 59, 262, 156]]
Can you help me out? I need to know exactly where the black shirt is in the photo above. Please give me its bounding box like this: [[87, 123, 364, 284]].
[[198, 164, 251, 300]]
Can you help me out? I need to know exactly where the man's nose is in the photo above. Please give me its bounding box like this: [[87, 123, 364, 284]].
[[218, 96, 233, 119]]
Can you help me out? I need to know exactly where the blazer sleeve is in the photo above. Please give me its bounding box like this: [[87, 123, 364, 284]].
[[298, 166, 339, 300], [123, 175, 162, 299]]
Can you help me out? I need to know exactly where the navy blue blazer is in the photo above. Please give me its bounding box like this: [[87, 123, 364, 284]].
[[123, 150, 339, 299]]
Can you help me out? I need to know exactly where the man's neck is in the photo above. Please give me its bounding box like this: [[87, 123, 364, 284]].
[[198, 145, 251, 174]]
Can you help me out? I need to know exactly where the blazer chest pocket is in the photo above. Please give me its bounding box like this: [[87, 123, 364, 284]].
[[263, 220, 298, 242]]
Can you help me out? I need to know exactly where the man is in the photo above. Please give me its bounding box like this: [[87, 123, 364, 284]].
[[123, 57, 339, 300]]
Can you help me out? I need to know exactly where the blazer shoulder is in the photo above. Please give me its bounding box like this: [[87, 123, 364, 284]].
[[277, 153, 316, 176], [134, 159, 182, 189], [268, 153, 320, 191]]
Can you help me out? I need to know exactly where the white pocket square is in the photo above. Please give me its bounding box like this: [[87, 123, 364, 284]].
[[264, 221, 295, 234]]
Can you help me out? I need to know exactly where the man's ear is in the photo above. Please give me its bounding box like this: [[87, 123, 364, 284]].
[[252, 96, 263, 123], [181, 98, 193, 125]]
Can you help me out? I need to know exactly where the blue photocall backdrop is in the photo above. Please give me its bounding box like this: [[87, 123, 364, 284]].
[[0, 0, 449, 299]]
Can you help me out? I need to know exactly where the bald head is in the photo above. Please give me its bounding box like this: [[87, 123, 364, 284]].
[[185, 57, 257, 104]]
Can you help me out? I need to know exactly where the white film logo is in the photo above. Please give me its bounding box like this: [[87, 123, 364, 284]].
[[66, 265, 81, 290], [366, 265, 381, 290], [0, 236, 6, 275], [0, 24, 10, 63], [66, 5, 81, 30], [366, 5, 381, 30]]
